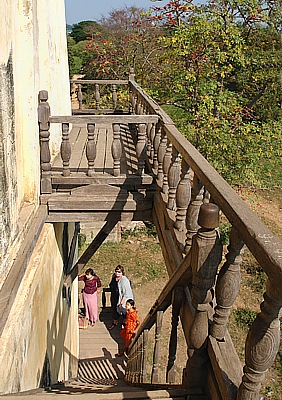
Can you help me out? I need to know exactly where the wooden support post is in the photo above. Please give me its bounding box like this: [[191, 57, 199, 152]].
[[157, 127, 167, 183], [166, 287, 184, 384], [136, 123, 146, 175], [174, 159, 191, 231], [86, 123, 96, 177], [95, 83, 100, 109], [162, 140, 172, 195], [151, 310, 163, 384], [185, 175, 204, 253], [112, 84, 117, 110], [153, 122, 161, 171], [38, 90, 52, 194], [211, 227, 244, 340], [77, 83, 83, 109], [142, 329, 149, 383], [167, 146, 181, 210], [111, 123, 122, 176], [237, 281, 282, 400], [61, 123, 71, 177], [150, 123, 156, 165], [184, 203, 222, 389]]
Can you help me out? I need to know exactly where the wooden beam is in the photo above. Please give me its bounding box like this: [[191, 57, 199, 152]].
[[49, 115, 159, 124], [66, 217, 120, 283], [45, 210, 153, 223]]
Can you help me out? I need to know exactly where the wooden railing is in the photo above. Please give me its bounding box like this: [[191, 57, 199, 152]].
[[70, 79, 130, 114], [125, 78, 282, 400], [38, 89, 158, 194]]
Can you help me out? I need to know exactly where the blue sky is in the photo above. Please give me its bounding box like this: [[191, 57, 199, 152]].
[[64, 0, 168, 24], [64, 0, 207, 25]]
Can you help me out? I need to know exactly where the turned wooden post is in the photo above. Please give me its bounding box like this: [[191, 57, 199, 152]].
[[184, 203, 222, 389], [149, 123, 156, 164], [151, 311, 163, 384], [162, 140, 172, 195], [174, 159, 191, 231], [112, 84, 117, 110], [60, 123, 71, 177], [167, 146, 181, 210], [111, 123, 122, 176], [95, 83, 100, 109], [157, 127, 167, 183], [166, 288, 184, 384], [86, 123, 96, 177], [211, 227, 244, 340], [77, 83, 83, 109], [146, 122, 152, 160], [237, 281, 282, 400], [136, 123, 147, 175], [141, 330, 148, 383], [153, 122, 161, 171], [185, 176, 204, 253], [38, 90, 52, 194]]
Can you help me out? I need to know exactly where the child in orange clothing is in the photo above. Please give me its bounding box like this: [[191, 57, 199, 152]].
[[118, 299, 140, 356]]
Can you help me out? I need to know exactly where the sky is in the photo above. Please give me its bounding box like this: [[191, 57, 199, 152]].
[[65, 0, 177, 25]]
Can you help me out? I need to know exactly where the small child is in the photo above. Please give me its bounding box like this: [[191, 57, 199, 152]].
[[118, 299, 140, 357]]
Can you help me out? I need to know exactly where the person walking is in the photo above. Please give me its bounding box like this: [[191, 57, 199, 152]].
[[116, 265, 133, 317], [108, 265, 122, 330], [78, 268, 101, 326]]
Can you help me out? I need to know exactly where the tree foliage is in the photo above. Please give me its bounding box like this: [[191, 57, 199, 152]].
[[67, 1, 282, 188]]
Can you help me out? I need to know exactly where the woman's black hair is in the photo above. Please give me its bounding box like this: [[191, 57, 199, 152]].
[[115, 264, 124, 275], [126, 299, 135, 308], [85, 268, 95, 276]]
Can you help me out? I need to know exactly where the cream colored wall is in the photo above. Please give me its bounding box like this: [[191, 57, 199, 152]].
[[0, 0, 71, 290], [0, 0, 78, 394], [0, 223, 79, 394]]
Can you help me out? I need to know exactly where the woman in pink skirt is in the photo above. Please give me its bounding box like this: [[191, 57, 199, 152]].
[[78, 268, 101, 326]]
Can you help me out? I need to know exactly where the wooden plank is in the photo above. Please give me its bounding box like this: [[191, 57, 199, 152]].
[[95, 125, 108, 173], [46, 210, 153, 223], [0, 206, 47, 335], [121, 124, 138, 174], [70, 184, 127, 196], [208, 334, 243, 400], [47, 197, 153, 212], [50, 174, 154, 186], [70, 125, 87, 171], [104, 124, 113, 172], [70, 79, 128, 85], [50, 115, 159, 124]]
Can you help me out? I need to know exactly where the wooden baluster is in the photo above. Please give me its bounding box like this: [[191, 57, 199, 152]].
[[149, 123, 156, 167], [38, 90, 52, 194], [141, 330, 149, 383], [237, 282, 282, 400], [86, 123, 96, 177], [112, 84, 117, 110], [146, 122, 152, 159], [129, 67, 135, 81], [157, 127, 167, 183], [174, 159, 191, 232], [133, 341, 138, 384], [136, 336, 143, 383], [111, 123, 122, 177], [77, 84, 83, 109], [162, 140, 172, 195], [211, 227, 244, 340], [95, 83, 100, 110], [60, 123, 71, 177], [153, 122, 161, 171], [151, 311, 163, 384], [166, 288, 184, 384], [184, 203, 222, 389], [136, 123, 146, 175], [167, 146, 181, 210], [185, 176, 204, 253]]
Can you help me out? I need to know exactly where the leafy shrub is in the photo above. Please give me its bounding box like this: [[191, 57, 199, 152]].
[[233, 308, 257, 330]]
